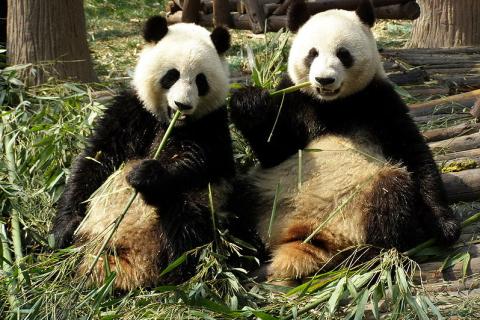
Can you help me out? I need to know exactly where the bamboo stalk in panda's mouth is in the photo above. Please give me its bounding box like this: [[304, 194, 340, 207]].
[[270, 81, 312, 97], [78, 110, 182, 289]]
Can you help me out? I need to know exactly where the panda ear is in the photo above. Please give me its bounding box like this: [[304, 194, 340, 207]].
[[210, 27, 230, 54], [143, 16, 168, 43], [287, 0, 311, 32], [356, 0, 376, 27]]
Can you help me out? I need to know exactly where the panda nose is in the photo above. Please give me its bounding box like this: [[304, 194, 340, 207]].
[[174, 101, 193, 111], [315, 77, 336, 86]]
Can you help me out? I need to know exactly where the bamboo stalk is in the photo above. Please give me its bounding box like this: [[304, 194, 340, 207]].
[[208, 183, 218, 250], [270, 81, 311, 96], [4, 126, 23, 262]]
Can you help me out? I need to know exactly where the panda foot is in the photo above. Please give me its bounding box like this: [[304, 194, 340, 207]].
[[434, 213, 461, 245]]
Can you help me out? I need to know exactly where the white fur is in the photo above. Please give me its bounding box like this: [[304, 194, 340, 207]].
[[251, 132, 389, 247], [287, 9, 386, 101], [133, 23, 230, 120]]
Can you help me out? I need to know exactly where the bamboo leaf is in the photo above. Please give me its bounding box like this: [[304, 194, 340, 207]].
[[159, 253, 187, 277], [328, 277, 346, 314], [354, 289, 369, 320]]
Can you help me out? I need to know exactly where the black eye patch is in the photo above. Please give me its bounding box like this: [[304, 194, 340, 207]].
[[160, 68, 180, 89], [336, 47, 354, 68], [195, 73, 209, 96], [304, 48, 319, 68]]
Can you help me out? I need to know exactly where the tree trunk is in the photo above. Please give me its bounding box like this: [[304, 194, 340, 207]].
[[6, 0, 97, 85], [407, 0, 480, 48]]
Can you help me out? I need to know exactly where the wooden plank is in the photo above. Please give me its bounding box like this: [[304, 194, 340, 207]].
[[442, 168, 480, 203], [374, 2, 420, 20], [181, 0, 201, 23], [244, 0, 267, 33], [429, 132, 480, 154], [435, 148, 480, 162], [423, 122, 480, 143], [409, 89, 480, 116], [213, 0, 232, 27]]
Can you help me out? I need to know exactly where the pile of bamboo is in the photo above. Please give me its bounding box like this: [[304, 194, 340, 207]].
[[166, 0, 420, 33]]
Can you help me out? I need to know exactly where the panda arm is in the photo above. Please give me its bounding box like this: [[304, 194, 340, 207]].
[[52, 91, 158, 248], [127, 108, 235, 203], [230, 77, 311, 167], [371, 84, 460, 244]]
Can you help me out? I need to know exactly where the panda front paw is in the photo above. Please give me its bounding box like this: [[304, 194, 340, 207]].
[[230, 86, 272, 125], [432, 207, 461, 245], [126, 159, 170, 193]]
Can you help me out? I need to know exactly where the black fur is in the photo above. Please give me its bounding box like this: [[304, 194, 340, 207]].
[[52, 91, 235, 258], [304, 48, 319, 69], [287, 0, 311, 32], [336, 47, 354, 69], [210, 27, 230, 54], [143, 15, 169, 43], [160, 68, 180, 89], [356, 0, 376, 27], [230, 75, 461, 249], [195, 73, 210, 96]]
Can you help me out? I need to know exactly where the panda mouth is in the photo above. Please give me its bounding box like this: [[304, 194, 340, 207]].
[[167, 106, 187, 121], [316, 87, 341, 97]]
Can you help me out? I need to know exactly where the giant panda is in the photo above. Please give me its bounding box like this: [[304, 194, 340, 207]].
[[229, 0, 460, 284], [51, 16, 237, 290]]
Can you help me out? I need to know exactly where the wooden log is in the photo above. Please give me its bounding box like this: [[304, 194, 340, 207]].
[[213, 0, 232, 27], [409, 89, 480, 117], [442, 168, 480, 203], [201, 0, 238, 14], [470, 98, 480, 120], [272, 0, 292, 15], [382, 47, 480, 55], [244, 0, 267, 33], [387, 68, 429, 86], [182, 0, 201, 23], [305, 0, 411, 12], [267, 2, 420, 22], [429, 132, 480, 154], [414, 114, 471, 125], [374, 2, 420, 20], [423, 122, 480, 143], [406, 86, 450, 98], [435, 148, 480, 162]]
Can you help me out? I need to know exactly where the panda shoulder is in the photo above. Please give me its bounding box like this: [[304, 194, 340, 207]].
[[92, 90, 157, 137], [101, 90, 155, 123]]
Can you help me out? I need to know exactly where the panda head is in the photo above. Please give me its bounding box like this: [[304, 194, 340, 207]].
[[287, 0, 385, 101], [133, 16, 230, 123]]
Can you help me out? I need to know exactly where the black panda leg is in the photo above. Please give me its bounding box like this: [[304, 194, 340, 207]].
[[363, 166, 424, 251]]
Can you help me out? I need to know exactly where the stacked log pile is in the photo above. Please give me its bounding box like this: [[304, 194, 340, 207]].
[[166, 0, 420, 33]]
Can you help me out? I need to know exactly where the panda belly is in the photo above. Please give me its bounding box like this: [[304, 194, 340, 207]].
[[75, 160, 164, 290], [251, 132, 412, 280]]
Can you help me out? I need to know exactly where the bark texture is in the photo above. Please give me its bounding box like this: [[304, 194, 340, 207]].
[[6, 0, 97, 84], [408, 0, 480, 48]]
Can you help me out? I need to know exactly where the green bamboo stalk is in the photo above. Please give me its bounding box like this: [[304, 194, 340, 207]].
[[78, 110, 182, 288], [208, 183, 218, 250], [270, 81, 311, 97], [1, 223, 18, 312], [298, 149, 303, 190], [4, 132, 23, 261], [268, 183, 282, 238], [405, 211, 480, 257]]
